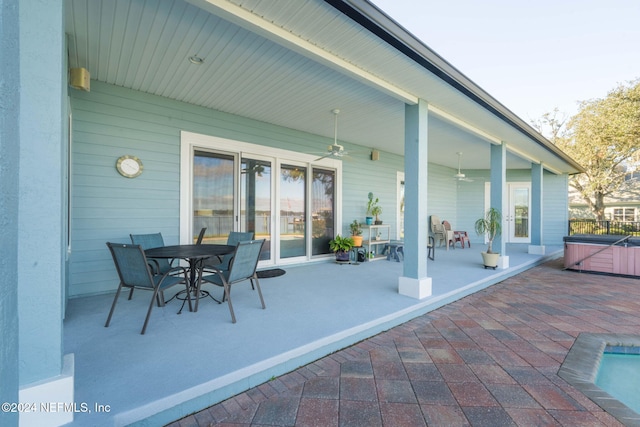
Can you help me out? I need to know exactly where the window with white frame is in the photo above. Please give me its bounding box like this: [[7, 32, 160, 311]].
[[181, 131, 342, 266], [612, 207, 636, 222]]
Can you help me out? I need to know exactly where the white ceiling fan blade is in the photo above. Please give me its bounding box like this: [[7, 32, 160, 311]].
[[314, 153, 333, 161], [313, 110, 355, 161]]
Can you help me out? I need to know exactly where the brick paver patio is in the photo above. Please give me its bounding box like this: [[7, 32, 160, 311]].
[[168, 258, 639, 426]]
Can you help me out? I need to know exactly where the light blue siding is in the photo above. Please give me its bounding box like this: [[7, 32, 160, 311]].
[[70, 82, 573, 298], [342, 150, 403, 237], [70, 82, 405, 297], [543, 172, 569, 242], [455, 172, 487, 244], [456, 169, 570, 245], [427, 163, 458, 221]]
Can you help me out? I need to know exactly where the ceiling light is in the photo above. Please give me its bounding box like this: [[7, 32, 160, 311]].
[[188, 55, 204, 65]]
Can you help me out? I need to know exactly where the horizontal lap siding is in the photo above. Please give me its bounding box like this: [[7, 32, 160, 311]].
[[70, 82, 404, 297], [71, 82, 573, 297], [543, 173, 569, 243], [457, 170, 569, 246], [71, 88, 183, 296], [456, 169, 488, 245], [427, 163, 458, 222], [342, 151, 403, 239]]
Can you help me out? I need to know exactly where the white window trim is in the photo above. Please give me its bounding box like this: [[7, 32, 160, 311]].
[[180, 131, 342, 264], [397, 171, 404, 239], [608, 207, 637, 222]]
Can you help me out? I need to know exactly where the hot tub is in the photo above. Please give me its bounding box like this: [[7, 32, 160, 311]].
[[563, 234, 640, 277]]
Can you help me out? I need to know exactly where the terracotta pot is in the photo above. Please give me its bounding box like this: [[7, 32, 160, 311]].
[[351, 236, 363, 247]]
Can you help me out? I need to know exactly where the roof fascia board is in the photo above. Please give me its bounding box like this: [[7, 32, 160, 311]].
[[185, 0, 418, 104], [428, 105, 501, 145], [329, 0, 584, 173], [429, 105, 560, 173]]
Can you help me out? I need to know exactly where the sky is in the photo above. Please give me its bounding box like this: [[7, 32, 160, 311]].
[[371, 0, 640, 125]]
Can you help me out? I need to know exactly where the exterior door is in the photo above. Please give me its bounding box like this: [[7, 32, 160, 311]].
[[507, 183, 530, 243], [311, 168, 336, 256], [192, 150, 237, 245], [397, 172, 404, 240], [241, 157, 272, 261], [184, 133, 339, 266], [191, 151, 275, 264], [484, 182, 531, 243], [279, 163, 307, 260]]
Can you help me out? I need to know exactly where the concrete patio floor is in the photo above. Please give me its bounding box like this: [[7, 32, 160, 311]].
[[63, 243, 563, 426], [169, 257, 640, 427]]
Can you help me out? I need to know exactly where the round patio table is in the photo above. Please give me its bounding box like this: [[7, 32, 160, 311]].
[[145, 244, 235, 310]]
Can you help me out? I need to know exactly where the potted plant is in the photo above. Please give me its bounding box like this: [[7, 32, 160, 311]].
[[474, 207, 502, 269], [329, 235, 354, 262], [366, 192, 379, 225], [372, 205, 383, 225], [349, 220, 363, 247]]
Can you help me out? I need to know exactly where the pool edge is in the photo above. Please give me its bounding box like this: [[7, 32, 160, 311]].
[[559, 333, 640, 427]]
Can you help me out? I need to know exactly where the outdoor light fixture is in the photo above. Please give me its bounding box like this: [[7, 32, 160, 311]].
[[69, 67, 90, 91], [188, 55, 204, 65]]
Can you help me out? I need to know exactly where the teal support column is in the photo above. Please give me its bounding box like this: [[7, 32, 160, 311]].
[[17, 1, 75, 426], [399, 100, 432, 299], [490, 143, 509, 268], [19, 0, 64, 384], [529, 162, 545, 254], [0, 0, 21, 425]]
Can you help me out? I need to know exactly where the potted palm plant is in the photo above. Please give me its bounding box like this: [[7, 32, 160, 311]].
[[329, 235, 354, 262], [349, 220, 363, 247], [474, 207, 502, 269]]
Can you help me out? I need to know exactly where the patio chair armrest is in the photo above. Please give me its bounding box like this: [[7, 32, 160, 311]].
[[202, 266, 222, 273], [147, 259, 160, 274], [164, 266, 188, 280]]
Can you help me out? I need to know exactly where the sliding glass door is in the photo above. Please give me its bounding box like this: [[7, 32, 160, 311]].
[[241, 157, 272, 261], [279, 164, 307, 259], [311, 168, 335, 256], [192, 151, 235, 245], [188, 141, 338, 265]]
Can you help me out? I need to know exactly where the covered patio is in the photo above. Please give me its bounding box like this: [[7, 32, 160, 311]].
[[4, 1, 586, 426], [63, 244, 561, 426]]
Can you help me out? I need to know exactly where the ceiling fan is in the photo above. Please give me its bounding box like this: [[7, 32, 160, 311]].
[[315, 109, 350, 161], [454, 152, 474, 182]]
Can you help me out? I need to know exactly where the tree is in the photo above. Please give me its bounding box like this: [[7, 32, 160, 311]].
[[530, 107, 569, 143], [534, 79, 640, 220]]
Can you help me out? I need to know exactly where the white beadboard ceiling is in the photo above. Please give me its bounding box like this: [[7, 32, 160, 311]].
[[65, 0, 582, 173]]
